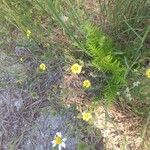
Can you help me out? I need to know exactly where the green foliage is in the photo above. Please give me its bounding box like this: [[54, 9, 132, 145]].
[[98, 0, 150, 60], [41, 49, 53, 61], [77, 142, 88, 150], [1, 1, 150, 150], [1, 0, 53, 45], [119, 70, 150, 117], [83, 23, 126, 102]]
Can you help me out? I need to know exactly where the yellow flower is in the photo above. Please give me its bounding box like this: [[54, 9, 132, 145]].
[[20, 57, 23, 62], [82, 112, 92, 122], [146, 68, 150, 78], [83, 80, 91, 88], [71, 63, 82, 74], [26, 29, 31, 38], [39, 63, 46, 71], [52, 132, 67, 149]]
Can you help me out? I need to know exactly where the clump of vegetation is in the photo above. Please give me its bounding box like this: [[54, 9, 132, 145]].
[[0, 0, 150, 149], [81, 23, 126, 102]]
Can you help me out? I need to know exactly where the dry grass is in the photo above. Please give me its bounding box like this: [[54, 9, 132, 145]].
[[94, 105, 150, 150]]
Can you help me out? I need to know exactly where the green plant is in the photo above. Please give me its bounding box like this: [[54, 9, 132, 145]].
[[98, 0, 150, 65], [1, 1, 150, 150], [98, 0, 149, 40], [82, 23, 126, 102], [118, 69, 150, 117], [77, 142, 87, 150]]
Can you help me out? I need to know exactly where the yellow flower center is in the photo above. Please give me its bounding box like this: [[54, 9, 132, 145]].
[[74, 66, 79, 71], [39, 63, 46, 71], [20, 57, 23, 62], [71, 63, 82, 74], [27, 29, 31, 38], [82, 112, 92, 121], [54, 136, 62, 145], [83, 80, 91, 88]]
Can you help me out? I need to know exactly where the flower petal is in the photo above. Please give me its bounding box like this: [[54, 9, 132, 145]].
[[63, 138, 67, 142], [61, 142, 66, 148], [58, 144, 62, 150], [52, 143, 56, 148], [56, 132, 62, 137]]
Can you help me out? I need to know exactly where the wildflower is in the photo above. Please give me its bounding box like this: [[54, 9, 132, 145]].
[[71, 63, 82, 74], [39, 63, 46, 71], [52, 132, 67, 150], [133, 81, 140, 87], [82, 111, 92, 122], [127, 94, 132, 101], [125, 87, 130, 93], [20, 57, 23, 62], [116, 92, 120, 96], [124, 87, 132, 101], [61, 15, 68, 22], [26, 29, 31, 38], [146, 68, 150, 78], [83, 80, 91, 88]]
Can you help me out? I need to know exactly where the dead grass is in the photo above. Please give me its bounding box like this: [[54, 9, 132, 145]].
[[94, 104, 150, 150]]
